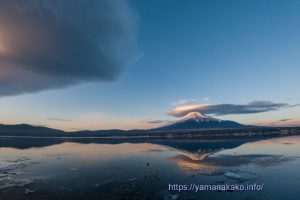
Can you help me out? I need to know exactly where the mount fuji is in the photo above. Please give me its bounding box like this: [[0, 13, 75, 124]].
[[155, 112, 252, 131]]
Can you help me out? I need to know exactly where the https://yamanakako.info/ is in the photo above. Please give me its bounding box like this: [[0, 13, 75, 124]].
[[168, 183, 264, 192]]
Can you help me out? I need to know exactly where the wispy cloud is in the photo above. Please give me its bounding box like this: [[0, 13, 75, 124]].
[[288, 104, 300, 108], [0, 0, 140, 96], [168, 100, 294, 117], [257, 120, 300, 127], [142, 119, 170, 124], [279, 119, 291, 122], [46, 118, 72, 122], [202, 97, 210, 103]]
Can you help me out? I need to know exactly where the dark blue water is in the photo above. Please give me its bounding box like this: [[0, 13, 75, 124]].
[[0, 136, 299, 200]]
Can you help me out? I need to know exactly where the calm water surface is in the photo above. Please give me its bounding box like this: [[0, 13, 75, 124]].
[[0, 136, 299, 200]]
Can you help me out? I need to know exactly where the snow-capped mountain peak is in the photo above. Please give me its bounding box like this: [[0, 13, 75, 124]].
[[155, 111, 249, 130], [178, 112, 221, 123]]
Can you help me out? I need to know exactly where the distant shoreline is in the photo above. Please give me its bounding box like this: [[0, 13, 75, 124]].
[[0, 123, 299, 139], [0, 130, 299, 140]]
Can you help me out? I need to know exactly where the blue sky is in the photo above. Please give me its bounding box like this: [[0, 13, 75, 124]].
[[0, 0, 299, 130]]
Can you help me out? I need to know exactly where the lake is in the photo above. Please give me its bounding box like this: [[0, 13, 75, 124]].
[[0, 135, 299, 200]]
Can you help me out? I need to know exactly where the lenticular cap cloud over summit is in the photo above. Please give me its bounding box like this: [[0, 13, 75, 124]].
[[168, 101, 291, 118], [0, 0, 140, 96]]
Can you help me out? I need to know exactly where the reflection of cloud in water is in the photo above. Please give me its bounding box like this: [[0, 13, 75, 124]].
[[170, 154, 217, 172], [142, 148, 168, 153], [254, 136, 300, 145], [218, 136, 300, 157], [171, 151, 298, 174], [168, 148, 224, 172]]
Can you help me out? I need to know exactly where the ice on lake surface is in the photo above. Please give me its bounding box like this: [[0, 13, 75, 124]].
[[0, 135, 299, 200]]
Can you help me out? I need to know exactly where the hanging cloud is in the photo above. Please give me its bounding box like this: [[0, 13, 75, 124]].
[[173, 98, 199, 106], [172, 97, 210, 106], [168, 100, 292, 117], [0, 0, 140, 96]]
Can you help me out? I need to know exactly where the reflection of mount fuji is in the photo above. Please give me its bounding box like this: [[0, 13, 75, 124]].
[[155, 112, 254, 131]]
